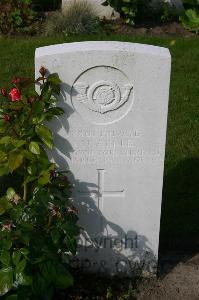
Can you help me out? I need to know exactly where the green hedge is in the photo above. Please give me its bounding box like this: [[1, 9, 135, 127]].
[[32, 0, 61, 11]]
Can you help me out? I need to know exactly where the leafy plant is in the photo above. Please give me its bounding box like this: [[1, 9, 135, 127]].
[[44, 0, 101, 36], [0, 0, 36, 35], [160, 2, 179, 23], [32, 0, 61, 12], [0, 68, 79, 298], [182, 0, 199, 9], [180, 0, 199, 32], [102, 0, 152, 25]]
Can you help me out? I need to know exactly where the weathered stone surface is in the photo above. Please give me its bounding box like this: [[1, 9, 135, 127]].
[[35, 41, 171, 276], [62, 0, 118, 19]]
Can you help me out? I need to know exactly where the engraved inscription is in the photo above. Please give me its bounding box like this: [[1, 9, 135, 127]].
[[67, 129, 164, 165], [71, 66, 134, 125]]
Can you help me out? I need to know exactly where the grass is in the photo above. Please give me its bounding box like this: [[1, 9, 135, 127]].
[[0, 34, 198, 248]]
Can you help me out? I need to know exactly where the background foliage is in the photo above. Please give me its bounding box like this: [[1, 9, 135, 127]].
[[102, 0, 180, 25], [32, 0, 61, 12], [0, 0, 35, 35], [180, 0, 199, 32]]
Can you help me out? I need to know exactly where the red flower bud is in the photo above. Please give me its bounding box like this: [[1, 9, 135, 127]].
[[3, 114, 11, 122], [12, 77, 21, 85], [39, 66, 46, 77], [9, 88, 21, 102], [1, 88, 7, 97]]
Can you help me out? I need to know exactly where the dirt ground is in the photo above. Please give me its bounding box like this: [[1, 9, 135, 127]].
[[63, 252, 199, 299], [138, 253, 199, 300], [112, 20, 195, 38]]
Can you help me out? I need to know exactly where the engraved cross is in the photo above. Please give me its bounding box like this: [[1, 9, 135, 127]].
[[78, 169, 125, 210]]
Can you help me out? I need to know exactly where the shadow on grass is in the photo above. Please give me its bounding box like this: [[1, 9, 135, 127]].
[[158, 157, 199, 276]]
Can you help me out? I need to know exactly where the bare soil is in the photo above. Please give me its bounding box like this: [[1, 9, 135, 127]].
[[112, 20, 195, 37], [58, 252, 199, 299], [138, 253, 199, 300]]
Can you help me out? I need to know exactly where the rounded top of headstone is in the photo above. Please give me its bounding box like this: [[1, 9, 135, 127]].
[[35, 41, 171, 60]]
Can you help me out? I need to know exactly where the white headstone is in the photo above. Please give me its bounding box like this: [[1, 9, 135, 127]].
[[35, 41, 171, 276], [62, 0, 118, 19]]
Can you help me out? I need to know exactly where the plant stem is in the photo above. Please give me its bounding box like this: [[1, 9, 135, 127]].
[[47, 215, 52, 232], [23, 182, 27, 202]]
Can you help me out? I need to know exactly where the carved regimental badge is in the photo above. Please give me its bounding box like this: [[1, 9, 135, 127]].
[[74, 80, 132, 114], [71, 66, 134, 125]]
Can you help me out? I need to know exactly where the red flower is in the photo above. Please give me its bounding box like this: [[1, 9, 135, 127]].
[[1, 88, 7, 97], [3, 114, 11, 122], [9, 88, 21, 102]]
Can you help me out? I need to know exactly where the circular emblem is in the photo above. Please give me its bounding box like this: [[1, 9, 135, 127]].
[[71, 66, 134, 125]]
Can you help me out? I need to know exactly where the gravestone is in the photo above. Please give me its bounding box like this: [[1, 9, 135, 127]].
[[62, 0, 118, 19], [35, 41, 171, 276]]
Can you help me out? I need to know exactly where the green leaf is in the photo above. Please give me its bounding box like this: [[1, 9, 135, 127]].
[[0, 120, 6, 133], [23, 175, 37, 184], [2, 239, 12, 251], [32, 115, 45, 124], [180, 9, 199, 32], [41, 82, 52, 103], [35, 125, 53, 149], [47, 73, 61, 95], [63, 222, 80, 237], [12, 140, 26, 148], [51, 229, 61, 245], [0, 150, 7, 161], [10, 102, 23, 110], [0, 197, 12, 215], [0, 136, 12, 145], [0, 267, 13, 296], [54, 266, 73, 289], [16, 259, 26, 274], [6, 188, 16, 201], [27, 164, 37, 175], [45, 107, 65, 120], [0, 164, 9, 176], [40, 261, 73, 289], [65, 236, 77, 255], [62, 223, 79, 255], [22, 150, 36, 161], [20, 248, 29, 257], [12, 251, 21, 266], [0, 250, 10, 266], [32, 101, 44, 114], [38, 170, 51, 186], [38, 163, 55, 186], [8, 153, 23, 172], [15, 272, 32, 287], [29, 141, 40, 155]]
